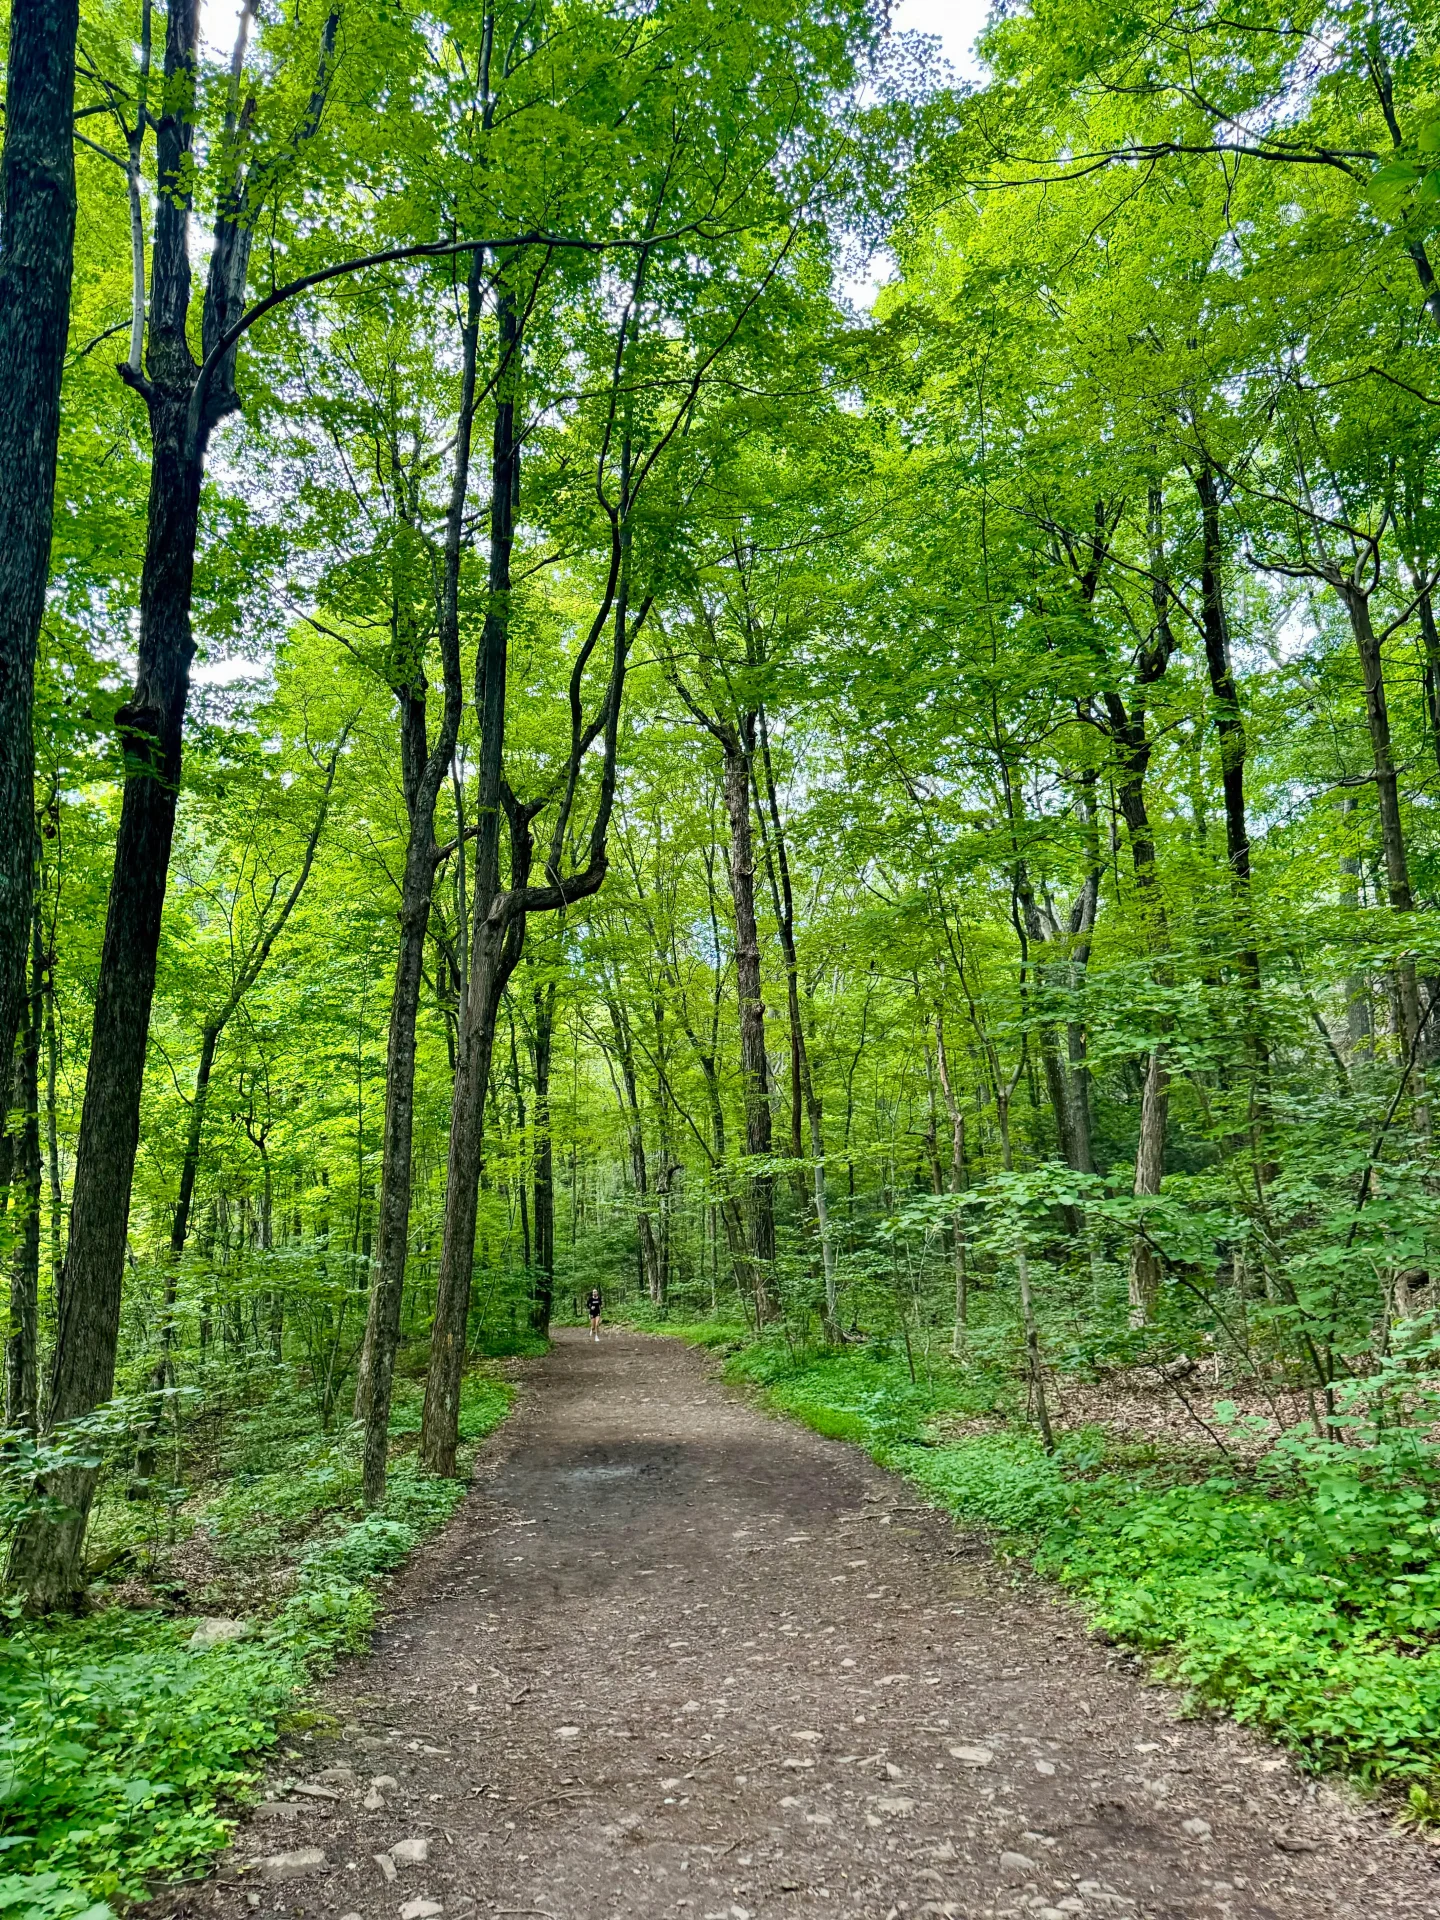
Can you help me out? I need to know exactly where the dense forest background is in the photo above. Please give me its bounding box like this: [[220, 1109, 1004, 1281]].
[[4, 0, 1440, 1907]]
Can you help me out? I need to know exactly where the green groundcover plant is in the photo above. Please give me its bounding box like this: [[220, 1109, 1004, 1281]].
[[0, 1375, 511, 1920]]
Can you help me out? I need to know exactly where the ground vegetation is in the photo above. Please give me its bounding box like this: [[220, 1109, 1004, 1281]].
[[4, 0, 1440, 1907]]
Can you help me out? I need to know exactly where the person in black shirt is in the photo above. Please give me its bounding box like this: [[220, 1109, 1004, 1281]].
[[587, 1286, 603, 1342]]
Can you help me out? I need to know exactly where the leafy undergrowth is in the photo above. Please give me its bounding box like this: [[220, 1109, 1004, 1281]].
[[710, 1327, 1440, 1797], [0, 1371, 513, 1920]]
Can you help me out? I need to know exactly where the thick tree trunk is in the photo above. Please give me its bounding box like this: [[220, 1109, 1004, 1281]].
[[422, 890, 525, 1474], [12, 379, 201, 1603], [357, 253, 479, 1505], [529, 982, 556, 1334], [421, 271, 523, 1478], [11, 2, 211, 1607], [0, 0, 79, 1100], [720, 729, 774, 1317]]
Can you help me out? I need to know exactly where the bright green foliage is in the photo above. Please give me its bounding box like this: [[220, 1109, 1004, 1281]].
[[8, 0, 1440, 1892], [0, 1373, 512, 1918], [0, 1614, 299, 1906]]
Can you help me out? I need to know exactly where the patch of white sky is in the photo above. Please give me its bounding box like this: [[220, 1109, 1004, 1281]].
[[200, 0, 245, 60], [840, 0, 992, 311], [891, 0, 990, 85]]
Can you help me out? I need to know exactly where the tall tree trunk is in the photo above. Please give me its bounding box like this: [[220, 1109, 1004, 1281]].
[[12, 0, 206, 1602], [529, 981, 556, 1334], [1196, 462, 1275, 1179], [1100, 485, 1175, 1329], [719, 723, 774, 1318], [1196, 466, 1255, 902], [358, 817, 446, 1493], [1196, 463, 1269, 1085], [170, 1025, 219, 1263], [42, 934, 60, 1301], [11, 0, 343, 1606], [0, 0, 79, 1102], [421, 870, 527, 1473], [421, 267, 525, 1478], [1064, 775, 1100, 1177], [357, 249, 479, 1506], [753, 710, 834, 1325], [1418, 585, 1440, 785]]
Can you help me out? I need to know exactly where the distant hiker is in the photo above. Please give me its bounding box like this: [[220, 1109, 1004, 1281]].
[[587, 1286, 603, 1342]]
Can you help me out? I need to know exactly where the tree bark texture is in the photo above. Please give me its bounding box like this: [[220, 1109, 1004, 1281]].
[[359, 822, 446, 1500], [357, 252, 478, 1506], [421, 880, 527, 1474], [13, 0, 342, 1606], [753, 711, 834, 1323], [12, 1, 206, 1605], [0, 0, 79, 1108], [720, 724, 774, 1315], [421, 273, 524, 1478], [1098, 487, 1175, 1327]]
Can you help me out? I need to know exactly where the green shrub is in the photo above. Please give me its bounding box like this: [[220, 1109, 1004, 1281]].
[[0, 1611, 298, 1909], [0, 1372, 514, 1919]]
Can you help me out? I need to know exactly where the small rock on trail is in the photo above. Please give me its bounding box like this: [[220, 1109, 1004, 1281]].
[[161, 1330, 1436, 1920]]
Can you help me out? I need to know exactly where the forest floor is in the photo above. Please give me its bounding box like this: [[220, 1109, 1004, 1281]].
[[157, 1330, 1439, 1920]]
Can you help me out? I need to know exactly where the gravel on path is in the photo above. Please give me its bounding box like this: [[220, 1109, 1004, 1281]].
[[161, 1328, 1440, 1920]]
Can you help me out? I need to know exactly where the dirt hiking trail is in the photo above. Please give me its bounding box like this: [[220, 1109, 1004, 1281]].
[[171, 1330, 1439, 1920]]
